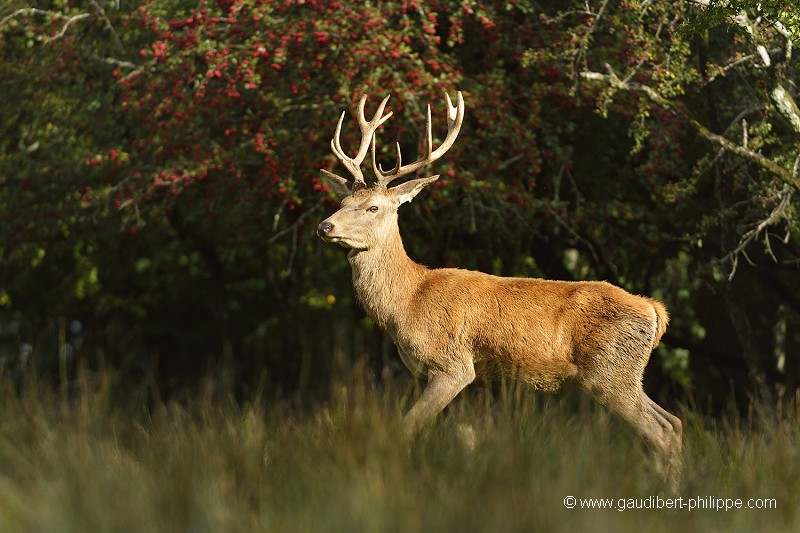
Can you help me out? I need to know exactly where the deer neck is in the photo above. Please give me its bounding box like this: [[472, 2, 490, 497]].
[[347, 225, 426, 333]]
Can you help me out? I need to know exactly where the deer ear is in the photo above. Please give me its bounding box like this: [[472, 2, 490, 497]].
[[320, 169, 352, 198], [391, 175, 439, 205]]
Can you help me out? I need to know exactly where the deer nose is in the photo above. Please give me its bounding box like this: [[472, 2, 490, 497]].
[[317, 221, 333, 237]]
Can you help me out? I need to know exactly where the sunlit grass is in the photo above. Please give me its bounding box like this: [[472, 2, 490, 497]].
[[0, 372, 797, 532]]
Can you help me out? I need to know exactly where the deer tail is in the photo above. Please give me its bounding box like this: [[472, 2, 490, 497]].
[[649, 298, 670, 350]]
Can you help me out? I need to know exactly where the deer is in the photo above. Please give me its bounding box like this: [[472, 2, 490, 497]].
[[316, 91, 683, 489]]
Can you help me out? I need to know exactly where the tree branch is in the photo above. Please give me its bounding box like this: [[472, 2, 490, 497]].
[[685, 0, 800, 135], [87, 0, 123, 52], [267, 200, 324, 244], [0, 8, 92, 43], [580, 66, 800, 190], [718, 186, 793, 280]]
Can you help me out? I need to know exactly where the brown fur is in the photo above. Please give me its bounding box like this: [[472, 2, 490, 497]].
[[318, 92, 681, 489], [318, 186, 682, 489]]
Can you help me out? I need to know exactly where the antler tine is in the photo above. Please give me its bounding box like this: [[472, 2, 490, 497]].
[[376, 91, 465, 188], [328, 94, 393, 190], [424, 102, 433, 158], [371, 137, 402, 178]]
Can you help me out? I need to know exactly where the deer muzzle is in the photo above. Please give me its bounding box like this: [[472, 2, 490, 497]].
[[317, 221, 334, 239]]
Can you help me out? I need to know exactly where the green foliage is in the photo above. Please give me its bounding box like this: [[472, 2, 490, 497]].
[[682, 1, 800, 41], [0, 0, 799, 407]]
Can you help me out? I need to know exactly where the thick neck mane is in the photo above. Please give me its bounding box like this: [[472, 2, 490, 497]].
[[347, 224, 426, 332]]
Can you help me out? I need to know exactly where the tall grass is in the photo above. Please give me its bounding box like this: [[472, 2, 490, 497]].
[[0, 370, 797, 532]]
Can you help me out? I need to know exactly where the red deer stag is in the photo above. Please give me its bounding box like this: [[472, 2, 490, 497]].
[[316, 92, 682, 488]]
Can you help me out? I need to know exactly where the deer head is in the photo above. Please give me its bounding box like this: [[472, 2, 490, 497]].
[[316, 92, 464, 251]]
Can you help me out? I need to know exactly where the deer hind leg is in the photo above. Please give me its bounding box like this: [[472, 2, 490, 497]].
[[581, 372, 682, 491], [643, 393, 683, 449], [401, 363, 476, 440], [642, 391, 683, 486], [577, 335, 682, 491]]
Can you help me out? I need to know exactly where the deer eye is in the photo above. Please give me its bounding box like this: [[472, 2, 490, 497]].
[[367, 206, 379, 213]]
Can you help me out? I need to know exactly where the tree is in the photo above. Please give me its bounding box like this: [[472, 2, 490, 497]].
[[527, 0, 799, 400]]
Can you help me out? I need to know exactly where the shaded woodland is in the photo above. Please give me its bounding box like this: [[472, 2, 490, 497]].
[[2, 0, 800, 413]]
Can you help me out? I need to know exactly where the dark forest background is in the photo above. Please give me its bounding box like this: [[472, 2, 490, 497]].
[[2, 0, 799, 414]]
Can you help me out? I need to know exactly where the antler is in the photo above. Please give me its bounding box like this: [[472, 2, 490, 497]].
[[321, 94, 393, 191], [372, 91, 464, 188]]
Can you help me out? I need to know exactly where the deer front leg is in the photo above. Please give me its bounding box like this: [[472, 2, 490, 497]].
[[401, 363, 475, 440]]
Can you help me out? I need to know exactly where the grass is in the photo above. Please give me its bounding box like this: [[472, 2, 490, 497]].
[[0, 370, 798, 532]]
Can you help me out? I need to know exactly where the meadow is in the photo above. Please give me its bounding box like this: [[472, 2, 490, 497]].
[[0, 369, 797, 533]]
